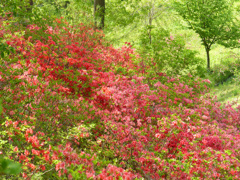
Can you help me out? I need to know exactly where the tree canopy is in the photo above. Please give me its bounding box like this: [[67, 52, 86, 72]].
[[174, 0, 240, 69]]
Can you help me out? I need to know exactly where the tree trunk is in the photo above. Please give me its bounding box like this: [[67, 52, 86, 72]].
[[94, 0, 105, 29], [149, 10, 152, 44], [206, 47, 210, 69]]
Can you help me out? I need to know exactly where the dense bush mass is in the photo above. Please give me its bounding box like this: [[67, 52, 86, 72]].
[[211, 52, 240, 85], [0, 15, 240, 179], [137, 27, 206, 78]]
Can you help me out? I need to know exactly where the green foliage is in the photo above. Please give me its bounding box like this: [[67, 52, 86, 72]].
[[0, 39, 15, 58], [211, 51, 240, 85], [0, 0, 95, 29], [138, 27, 206, 78], [211, 61, 235, 85], [104, 0, 172, 45], [60, 0, 94, 26], [0, 0, 32, 19], [0, 0, 64, 32], [106, 0, 141, 27], [174, 0, 240, 69], [209, 75, 240, 108], [0, 98, 2, 115], [67, 164, 88, 179], [0, 156, 22, 175]]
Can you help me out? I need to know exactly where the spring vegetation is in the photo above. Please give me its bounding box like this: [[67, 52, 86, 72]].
[[0, 0, 240, 179]]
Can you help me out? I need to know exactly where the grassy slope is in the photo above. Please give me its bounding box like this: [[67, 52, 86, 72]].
[[184, 33, 240, 108], [209, 78, 240, 108], [178, 29, 240, 107], [169, 17, 240, 108]]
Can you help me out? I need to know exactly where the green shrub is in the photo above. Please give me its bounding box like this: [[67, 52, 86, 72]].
[[0, 39, 15, 58], [0, 157, 22, 176], [211, 52, 240, 85], [137, 27, 206, 78], [211, 62, 234, 85]]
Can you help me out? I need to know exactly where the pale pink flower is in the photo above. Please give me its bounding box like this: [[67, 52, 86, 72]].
[[202, 115, 209, 120], [155, 133, 161, 138]]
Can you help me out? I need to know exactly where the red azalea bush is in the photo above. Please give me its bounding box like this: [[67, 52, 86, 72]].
[[0, 16, 240, 179]]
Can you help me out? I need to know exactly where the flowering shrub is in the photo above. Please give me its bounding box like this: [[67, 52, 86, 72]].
[[0, 15, 240, 180]]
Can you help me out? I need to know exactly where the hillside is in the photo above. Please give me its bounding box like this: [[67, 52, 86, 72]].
[[0, 14, 240, 180]]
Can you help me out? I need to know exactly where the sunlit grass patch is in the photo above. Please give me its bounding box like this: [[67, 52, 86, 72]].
[[209, 78, 240, 108]]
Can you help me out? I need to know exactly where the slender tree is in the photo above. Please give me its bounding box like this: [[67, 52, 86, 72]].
[[174, 0, 240, 69], [94, 0, 105, 29], [144, 0, 166, 44]]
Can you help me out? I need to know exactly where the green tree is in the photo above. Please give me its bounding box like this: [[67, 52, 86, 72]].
[[174, 0, 240, 69], [141, 0, 167, 44], [104, 0, 171, 45]]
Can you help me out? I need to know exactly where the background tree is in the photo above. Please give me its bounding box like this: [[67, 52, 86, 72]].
[[94, 0, 105, 29], [143, 0, 166, 44], [104, 0, 173, 45], [174, 0, 240, 69]]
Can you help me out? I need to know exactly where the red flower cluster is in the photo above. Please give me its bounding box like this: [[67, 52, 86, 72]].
[[0, 15, 239, 179]]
